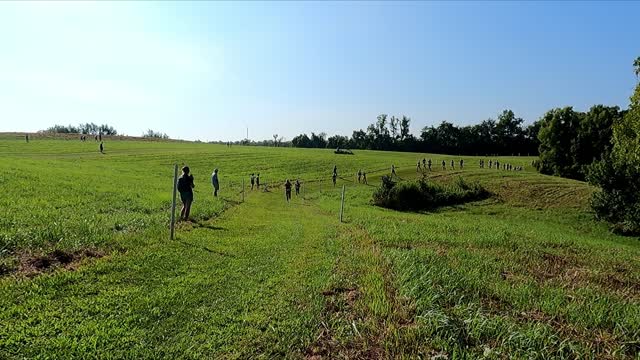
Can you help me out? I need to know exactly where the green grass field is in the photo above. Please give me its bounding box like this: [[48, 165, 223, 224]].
[[1, 135, 638, 359]]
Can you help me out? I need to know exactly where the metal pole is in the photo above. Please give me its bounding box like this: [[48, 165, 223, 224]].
[[170, 164, 178, 240], [340, 184, 345, 223]]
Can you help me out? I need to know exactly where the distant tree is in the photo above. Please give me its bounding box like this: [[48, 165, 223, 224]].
[[143, 129, 169, 139], [495, 109, 524, 154], [327, 134, 349, 149], [99, 124, 117, 135], [389, 116, 399, 141], [292, 133, 312, 148], [536, 107, 583, 179], [399, 116, 411, 141], [272, 134, 282, 147]]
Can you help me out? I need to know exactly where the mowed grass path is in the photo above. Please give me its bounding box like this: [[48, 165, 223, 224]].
[[1, 188, 341, 358], [1, 137, 639, 358]]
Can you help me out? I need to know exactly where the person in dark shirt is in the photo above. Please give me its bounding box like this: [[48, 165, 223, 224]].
[[177, 166, 195, 220], [284, 179, 292, 202], [332, 172, 337, 187], [99, 142, 104, 154], [250, 173, 255, 190], [256, 173, 260, 189], [295, 179, 301, 195]]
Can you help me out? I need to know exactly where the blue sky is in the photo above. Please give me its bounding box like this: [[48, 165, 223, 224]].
[[1, 1, 638, 141]]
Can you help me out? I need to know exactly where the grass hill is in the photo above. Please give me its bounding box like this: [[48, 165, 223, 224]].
[[0, 137, 638, 358]]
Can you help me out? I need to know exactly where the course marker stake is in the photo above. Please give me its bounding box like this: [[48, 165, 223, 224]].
[[170, 164, 178, 240]]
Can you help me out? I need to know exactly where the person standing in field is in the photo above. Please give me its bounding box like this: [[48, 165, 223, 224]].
[[357, 170, 362, 183], [99, 142, 104, 154], [362, 171, 367, 184], [295, 179, 301, 195], [98, 133, 102, 142], [250, 173, 255, 190], [441, 160, 446, 170], [332, 172, 337, 187], [333, 165, 338, 177], [428, 159, 432, 171], [256, 173, 260, 189], [423, 158, 427, 168], [177, 166, 195, 221], [25, 134, 29, 143], [284, 179, 292, 202], [450, 160, 455, 170], [460, 159, 464, 169], [417, 161, 421, 172], [211, 168, 220, 197], [391, 164, 396, 177]]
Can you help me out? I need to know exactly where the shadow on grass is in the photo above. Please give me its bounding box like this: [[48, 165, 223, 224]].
[[174, 239, 235, 258]]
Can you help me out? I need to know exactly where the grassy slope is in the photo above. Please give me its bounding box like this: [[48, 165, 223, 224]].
[[0, 138, 638, 359]]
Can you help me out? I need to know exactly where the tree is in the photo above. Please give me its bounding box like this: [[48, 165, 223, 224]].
[[143, 129, 169, 139], [573, 105, 622, 170], [327, 135, 349, 149], [389, 116, 399, 140], [589, 57, 640, 234], [292, 133, 312, 148], [536, 107, 583, 179], [400, 116, 411, 141], [273, 134, 282, 147], [495, 109, 524, 154]]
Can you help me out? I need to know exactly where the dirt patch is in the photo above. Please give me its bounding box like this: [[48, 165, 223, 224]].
[[305, 286, 372, 359], [9, 248, 106, 277]]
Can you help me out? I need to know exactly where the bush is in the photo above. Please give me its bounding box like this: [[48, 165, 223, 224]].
[[372, 176, 490, 211], [588, 157, 640, 235]]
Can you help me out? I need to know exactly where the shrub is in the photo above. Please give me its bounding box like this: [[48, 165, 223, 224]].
[[588, 156, 640, 235], [372, 176, 490, 211]]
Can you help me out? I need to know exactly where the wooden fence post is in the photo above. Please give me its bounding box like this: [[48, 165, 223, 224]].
[[170, 164, 178, 240], [339, 184, 345, 223]]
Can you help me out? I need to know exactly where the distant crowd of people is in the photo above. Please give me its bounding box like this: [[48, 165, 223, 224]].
[[479, 159, 524, 171]]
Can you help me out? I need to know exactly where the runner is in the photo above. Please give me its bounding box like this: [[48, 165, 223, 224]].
[[211, 168, 220, 197], [284, 179, 292, 202]]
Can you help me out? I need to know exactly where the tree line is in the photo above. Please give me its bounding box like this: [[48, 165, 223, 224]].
[[292, 111, 540, 156], [42, 123, 118, 136], [41, 124, 172, 139]]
